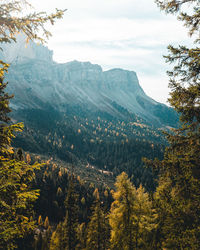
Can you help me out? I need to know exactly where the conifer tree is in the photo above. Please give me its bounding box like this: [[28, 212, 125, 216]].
[[0, 71, 41, 246], [62, 175, 79, 250], [133, 185, 158, 249], [0, 1, 64, 248], [145, 0, 200, 248], [50, 177, 79, 250], [0, 0, 64, 46], [86, 189, 110, 250], [109, 173, 157, 249], [109, 172, 137, 250]]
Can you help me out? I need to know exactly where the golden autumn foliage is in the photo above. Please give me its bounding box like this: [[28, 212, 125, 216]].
[[0, 1, 65, 248]]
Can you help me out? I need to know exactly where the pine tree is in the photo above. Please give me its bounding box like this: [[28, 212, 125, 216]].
[[0, 1, 65, 248], [109, 173, 157, 250], [62, 175, 79, 250], [0, 0, 65, 46], [50, 177, 79, 250], [0, 62, 13, 150], [0, 71, 41, 246], [109, 172, 137, 250], [133, 185, 158, 249], [86, 190, 110, 250], [145, 0, 200, 248]]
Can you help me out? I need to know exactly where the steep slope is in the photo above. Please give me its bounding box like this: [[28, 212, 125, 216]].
[[1, 36, 175, 189], [2, 36, 178, 127]]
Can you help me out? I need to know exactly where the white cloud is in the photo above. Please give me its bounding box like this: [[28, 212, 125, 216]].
[[28, 0, 191, 104]]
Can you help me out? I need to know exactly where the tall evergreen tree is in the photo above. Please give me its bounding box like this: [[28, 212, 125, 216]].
[[109, 172, 137, 250], [0, 1, 64, 248], [86, 190, 110, 250], [0, 61, 14, 152], [109, 172, 157, 250], [0, 64, 41, 249], [62, 175, 79, 250], [133, 185, 158, 249], [145, 0, 200, 248], [50, 176, 79, 250]]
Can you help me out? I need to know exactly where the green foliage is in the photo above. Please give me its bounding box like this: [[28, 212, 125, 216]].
[[0, 157, 41, 239], [147, 129, 200, 248], [133, 185, 158, 249], [0, 65, 41, 249], [0, 1, 65, 248], [86, 191, 110, 250], [0, 0, 65, 46], [155, 0, 200, 38], [109, 172, 157, 250], [49, 175, 79, 250], [14, 106, 165, 191], [0, 62, 23, 155], [145, 0, 200, 248], [62, 176, 79, 250], [38, 169, 159, 250], [155, 0, 200, 125], [109, 172, 136, 250]]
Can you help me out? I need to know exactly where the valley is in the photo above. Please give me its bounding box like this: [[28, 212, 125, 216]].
[[0, 36, 178, 189]]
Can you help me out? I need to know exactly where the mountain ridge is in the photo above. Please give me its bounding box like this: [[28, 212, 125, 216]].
[[1, 37, 178, 128], [0, 35, 178, 127], [1, 36, 176, 185]]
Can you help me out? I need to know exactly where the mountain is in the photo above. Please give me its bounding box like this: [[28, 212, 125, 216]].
[[1, 36, 178, 189], [2, 35, 178, 128]]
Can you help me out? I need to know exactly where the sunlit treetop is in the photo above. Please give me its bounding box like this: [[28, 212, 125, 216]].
[[0, 0, 66, 46]]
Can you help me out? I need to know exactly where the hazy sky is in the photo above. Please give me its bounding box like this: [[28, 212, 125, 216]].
[[29, 0, 191, 104]]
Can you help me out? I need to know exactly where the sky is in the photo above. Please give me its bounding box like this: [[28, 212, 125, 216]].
[[29, 0, 191, 105]]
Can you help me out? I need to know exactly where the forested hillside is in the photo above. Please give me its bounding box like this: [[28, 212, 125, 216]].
[[0, 0, 200, 249], [12, 104, 165, 190]]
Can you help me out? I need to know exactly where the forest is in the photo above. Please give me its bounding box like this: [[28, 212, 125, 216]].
[[0, 0, 200, 249]]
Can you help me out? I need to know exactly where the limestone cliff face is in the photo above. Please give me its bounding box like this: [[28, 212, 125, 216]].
[[2, 38, 177, 127]]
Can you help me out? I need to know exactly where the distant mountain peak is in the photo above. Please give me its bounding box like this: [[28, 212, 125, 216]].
[[2, 38, 178, 128], [0, 34, 53, 64]]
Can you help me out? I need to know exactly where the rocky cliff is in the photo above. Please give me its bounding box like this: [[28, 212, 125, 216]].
[[1, 36, 178, 127]]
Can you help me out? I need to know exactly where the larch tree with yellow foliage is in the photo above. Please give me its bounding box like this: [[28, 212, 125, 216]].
[[109, 172, 157, 250], [86, 189, 110, 250], [109, 172, 136, 250], [0, 1, 64, 248]]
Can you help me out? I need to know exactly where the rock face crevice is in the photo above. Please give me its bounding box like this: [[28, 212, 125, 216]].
[[2, 35, 178, 127]]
